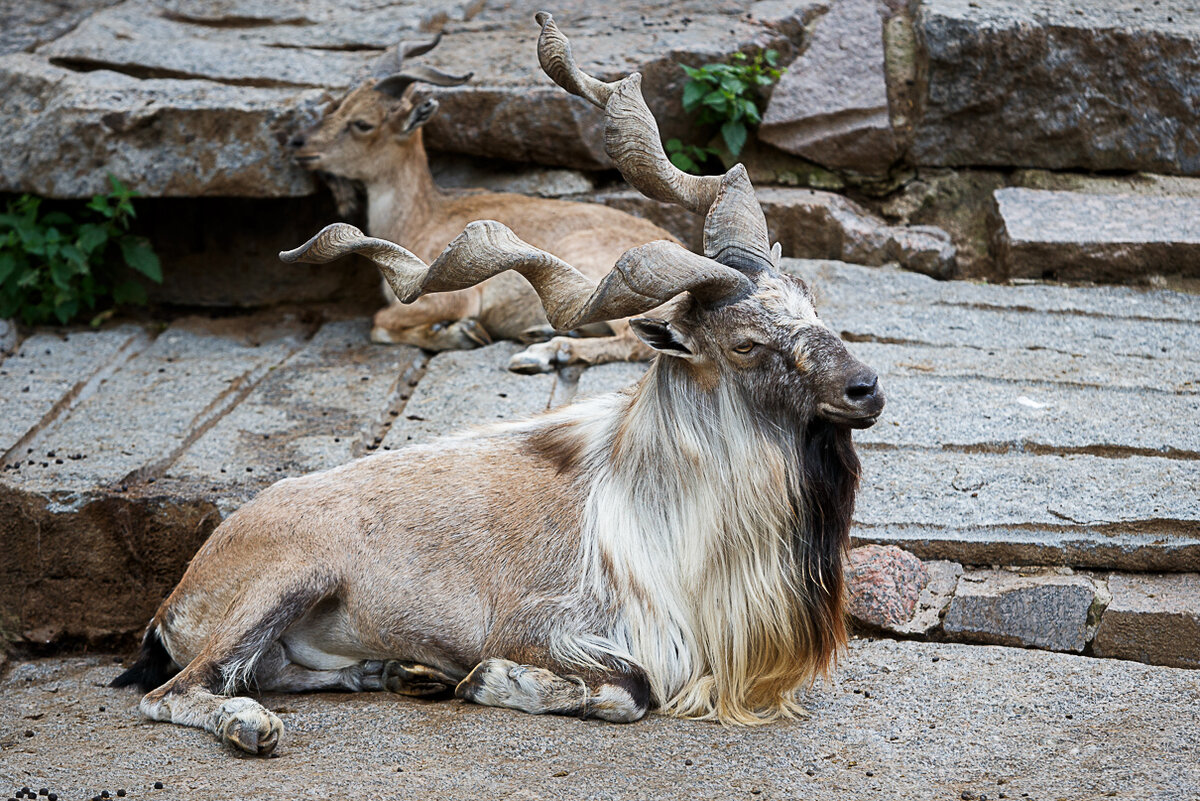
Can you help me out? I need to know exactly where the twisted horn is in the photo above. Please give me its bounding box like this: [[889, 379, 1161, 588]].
[[280, 222, 754, 328], [372, 32, 473, 97], [536, 12, 773, 273]]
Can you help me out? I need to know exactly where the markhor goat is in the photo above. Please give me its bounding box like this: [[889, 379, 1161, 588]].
[[112, 14, 885, 756]]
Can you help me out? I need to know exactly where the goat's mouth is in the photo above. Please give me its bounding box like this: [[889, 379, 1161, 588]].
[[292, 154, 321, 168], [818, 403, 882, 429]]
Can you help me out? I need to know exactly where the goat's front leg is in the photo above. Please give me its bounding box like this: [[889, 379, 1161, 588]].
[[455, 649, 652, 723], [508, 324, 654, 374], [371, 292, 490, 351]]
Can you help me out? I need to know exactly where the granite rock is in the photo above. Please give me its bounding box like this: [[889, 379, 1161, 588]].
[[912, 0, 1200, 175], [993, 187, 1200, 282], [844, 544, 929, 630], [1093, 573, 1200, 669], [759, 0, 899, 175], [942, 569, 1100, 653]]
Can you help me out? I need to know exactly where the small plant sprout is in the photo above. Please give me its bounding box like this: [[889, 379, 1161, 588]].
[[0, 175, 162, 326], [666, 49, 786, 174]]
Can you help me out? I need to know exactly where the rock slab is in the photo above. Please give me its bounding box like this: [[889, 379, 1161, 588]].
[[993, 187, 1200, 281], [1093, 573, 1200, 669], [759, 0, 897, 174], [942, 570, 1099, 653], [913, 0, 1200, 176]]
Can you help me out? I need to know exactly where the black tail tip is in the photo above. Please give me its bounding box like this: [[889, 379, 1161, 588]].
[[110, 626, 175, 692]]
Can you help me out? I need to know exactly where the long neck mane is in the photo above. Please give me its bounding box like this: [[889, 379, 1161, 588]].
[[566, 358, 859, 723]]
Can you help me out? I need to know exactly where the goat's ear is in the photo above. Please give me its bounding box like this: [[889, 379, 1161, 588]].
[[630, 317, 696, 359], [396, 98, 438, 136]]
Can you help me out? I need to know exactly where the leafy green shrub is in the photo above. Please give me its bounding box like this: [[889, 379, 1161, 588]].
[[665, 49, 786, 174], [0, 176, 162, 325]]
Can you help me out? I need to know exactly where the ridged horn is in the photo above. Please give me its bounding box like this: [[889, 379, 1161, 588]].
[[535, 11, 772, 272], [280, 222, 754, 327], [372, 32, 472, 97]]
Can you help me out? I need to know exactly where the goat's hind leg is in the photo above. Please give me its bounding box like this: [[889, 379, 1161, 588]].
[[139, 576, 334, 755], [455, 647, 651, 723]]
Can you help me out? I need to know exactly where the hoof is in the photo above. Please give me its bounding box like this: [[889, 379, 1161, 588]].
[[455, 318, 493, 347], [508, 340, 568, 374], [216, 699, 283, 756], [383, 660, 455, 697]]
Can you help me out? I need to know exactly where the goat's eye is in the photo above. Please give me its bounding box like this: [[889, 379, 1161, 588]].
[[732, 341, 757, 354], [350, 120, 375, 132]]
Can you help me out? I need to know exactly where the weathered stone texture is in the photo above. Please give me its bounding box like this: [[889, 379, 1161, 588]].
[[0, 0, 121, 56], [942, 570, 1100, 653], [993, 188, 1200, 282], [163, 321, 421, 510], [0, 54, 322, 198], [913, 0, 1200, 176], [382, 342, 555, 449], [1093, 573, 1200, 669], [844, 544, 929, 630], [590, 187, 956, 277], [895, 559, 961, 636], [759, 0, 898, 174]]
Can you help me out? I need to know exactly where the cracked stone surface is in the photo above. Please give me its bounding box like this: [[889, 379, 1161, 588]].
[[3, 641, 1198, 800]]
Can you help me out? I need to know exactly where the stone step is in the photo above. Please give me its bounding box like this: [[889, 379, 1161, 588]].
[[382, 341, 557, 449], [2, 316, 308, 493], [160, 320, 423, 512], [1093, 573, 1200, 669], [854, 449, 1199, 571], [993, 188, 1200, 281]]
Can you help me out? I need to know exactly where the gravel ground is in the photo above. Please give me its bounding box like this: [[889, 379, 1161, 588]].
[[2, 639, 1197, 801]]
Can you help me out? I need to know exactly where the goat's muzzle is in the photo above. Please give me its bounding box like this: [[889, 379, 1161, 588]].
[[819, 369, 885, 429]]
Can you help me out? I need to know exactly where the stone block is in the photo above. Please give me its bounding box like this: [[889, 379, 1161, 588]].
[[942, 569, 1100, 652], [895, 559, 962, 636], [993, 188, 1200, 282], [844, 544, 929, 630], [912, 0, 1200, 175], [164, 321, 421, 509], [382, 342, 555, 449], [0, 325, 147, 455], [759, 0, 898, 175], [1093, 573, 1200, 669], [1, 316, 307, 493]]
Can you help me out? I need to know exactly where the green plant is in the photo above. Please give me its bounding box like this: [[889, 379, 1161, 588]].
[[0, 175, 162, 325], [666, 49, 786, 173]]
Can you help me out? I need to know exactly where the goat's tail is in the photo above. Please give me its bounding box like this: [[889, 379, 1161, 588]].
[[110, 624, 177, 691]]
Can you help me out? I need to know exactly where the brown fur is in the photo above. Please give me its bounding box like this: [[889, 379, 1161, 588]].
[[291, 80, 673, 369]]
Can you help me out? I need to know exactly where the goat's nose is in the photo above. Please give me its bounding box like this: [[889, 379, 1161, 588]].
[[845, 371, 878, 402]]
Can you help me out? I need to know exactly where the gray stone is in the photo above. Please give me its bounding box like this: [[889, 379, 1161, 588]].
[[0, 53, 322, 198], [0, 0, 119, 56], [0, 325, 147, 456], [382, 342, 555, 449], [850, 341, 1199, 397], [758, 188, 955, 277], [5, 641, 1200, 799], [853, 450, 1200, 570], [784, 257, 1200, 324], [857, 375, 1200, 454], [164, 321, 422, 510], [993, 188, 1200, 282], [759, 0, 898, 174], [912, 0, 1200, 175], [1, 316, 306, 493], [1093, 573, 1200, 669], [844, 544, 929, 630], [575, 361, 650, 399], [942, 569, 1099, 653], [0, 316, 19, 356], [431, 155, 595, 197], [894, 559, 962, 636]]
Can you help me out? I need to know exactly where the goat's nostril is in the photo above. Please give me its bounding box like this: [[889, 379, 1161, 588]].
[[845, 373, 878, 401], [288, 136, 305, 149]]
